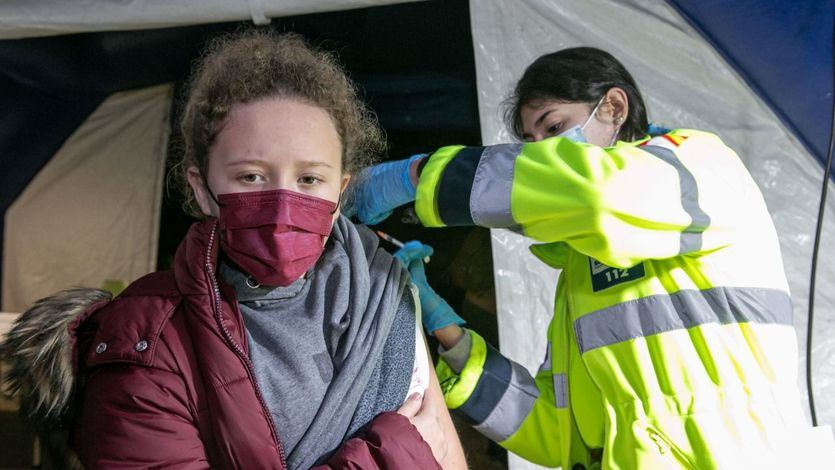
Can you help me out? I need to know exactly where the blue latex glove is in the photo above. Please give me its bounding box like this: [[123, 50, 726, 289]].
[[349, 154, 424, 225], [394, 241, 466, 335], [392, 240, 434, 267]]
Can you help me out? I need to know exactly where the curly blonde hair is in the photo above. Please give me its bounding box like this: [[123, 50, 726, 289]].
[[172, 30, 384, 218]]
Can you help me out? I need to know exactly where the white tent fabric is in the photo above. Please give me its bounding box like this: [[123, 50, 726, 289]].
[[2, 84, 172, 312], [469, 0, 835, 468], [0, 0, 422, 39]]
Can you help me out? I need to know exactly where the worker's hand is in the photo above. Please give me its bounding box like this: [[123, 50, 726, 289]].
[[396, 392, 449, 464], [394, 241, 466, 335], [346, 154, 425, 225], [392, 240, 434, 267]]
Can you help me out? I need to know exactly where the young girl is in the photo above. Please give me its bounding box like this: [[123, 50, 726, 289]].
[[4, 31, 465, 469]]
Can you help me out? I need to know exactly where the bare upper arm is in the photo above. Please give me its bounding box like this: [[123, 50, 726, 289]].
[[422, 333, 468, 470]]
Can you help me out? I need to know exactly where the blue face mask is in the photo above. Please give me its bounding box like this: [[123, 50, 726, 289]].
[[556, 124, 590, 143], [557, 96, 619, 145]]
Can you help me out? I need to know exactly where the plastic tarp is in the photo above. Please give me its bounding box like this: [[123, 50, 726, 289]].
[[0, 0, 423, 39], [2, 84, 172, 312], [469, 1, 835, 468]]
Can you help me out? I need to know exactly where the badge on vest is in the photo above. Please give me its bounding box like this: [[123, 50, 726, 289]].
[[588, 258, 646, 292]]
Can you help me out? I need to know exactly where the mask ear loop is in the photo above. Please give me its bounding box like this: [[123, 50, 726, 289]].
[[204, 179, 223, 208], [330, 190, 343, 215], [206, 184, 220, 207], [584, 92, 624, 147], [580, 96, 607, 132]]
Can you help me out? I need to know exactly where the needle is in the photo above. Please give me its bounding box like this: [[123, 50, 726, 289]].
[[375, 230, 431, 263]]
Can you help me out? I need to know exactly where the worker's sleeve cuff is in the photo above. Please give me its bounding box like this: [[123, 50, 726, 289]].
[[436, 330, 488, 409], [438, 328, 473, 374], [415, 145, 464, 227]]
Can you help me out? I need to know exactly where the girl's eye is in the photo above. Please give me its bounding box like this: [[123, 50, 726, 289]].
[[239, 173, 265, 184], [299, 175, 322, 185]]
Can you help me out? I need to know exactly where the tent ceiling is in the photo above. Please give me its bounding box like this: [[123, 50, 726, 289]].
[[0, 0, 424, 39]]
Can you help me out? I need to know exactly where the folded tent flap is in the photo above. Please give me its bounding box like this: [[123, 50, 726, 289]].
[[2, 84, 173, 314]]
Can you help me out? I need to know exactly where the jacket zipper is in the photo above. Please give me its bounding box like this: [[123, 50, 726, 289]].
[[564, 265, 596, 469], [647, 429, 698, 470], [562, 271, 575, 467], [205, 223, 288, 469]]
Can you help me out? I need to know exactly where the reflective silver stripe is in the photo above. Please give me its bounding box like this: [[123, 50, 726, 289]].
[[473, 361, 539, 442], [538, 342, 552, 373], [574, 287, 792, 354], [552, 373, 567, 408], [641, 145, 711, 254], [470, 143, 521, 227]]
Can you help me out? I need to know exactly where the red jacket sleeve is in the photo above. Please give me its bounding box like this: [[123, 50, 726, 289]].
[[74, 365, 210, 469], [316, 412, 441, 470]]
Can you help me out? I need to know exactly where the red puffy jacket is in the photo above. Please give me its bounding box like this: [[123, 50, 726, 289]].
[[69, 219, 440, 469]]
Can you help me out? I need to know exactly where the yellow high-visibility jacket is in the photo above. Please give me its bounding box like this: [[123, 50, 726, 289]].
[[416, 129, 835, 469]]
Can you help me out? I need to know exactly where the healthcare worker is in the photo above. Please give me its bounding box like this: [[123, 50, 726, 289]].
[[350, 47, 835, 469]]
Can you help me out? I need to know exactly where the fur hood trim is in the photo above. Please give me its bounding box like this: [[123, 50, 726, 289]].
[[2, 288, 111, 429]]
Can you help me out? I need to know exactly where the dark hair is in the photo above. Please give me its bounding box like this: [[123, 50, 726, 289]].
[[173, 30, 384, 218], [505, 47, 648, 142]]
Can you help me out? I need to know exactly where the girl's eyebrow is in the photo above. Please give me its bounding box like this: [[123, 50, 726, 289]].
[[225, 159, 269, 167], [297, 160, 335, 169], [224, 159, 335, 168]]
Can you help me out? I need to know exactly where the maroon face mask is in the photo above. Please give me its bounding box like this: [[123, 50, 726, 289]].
[[215, 189, 338, 287]]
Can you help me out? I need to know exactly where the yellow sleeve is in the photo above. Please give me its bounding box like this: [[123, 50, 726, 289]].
[[436, 330, 562, 467], [416, 130, 747, 268]]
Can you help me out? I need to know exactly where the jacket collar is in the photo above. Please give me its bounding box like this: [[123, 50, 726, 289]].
[[173, 218, 221, 297]]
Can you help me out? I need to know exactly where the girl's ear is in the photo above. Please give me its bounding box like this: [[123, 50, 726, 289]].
[[186, 166, 216, 217], [340, 173, 352, 193]]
